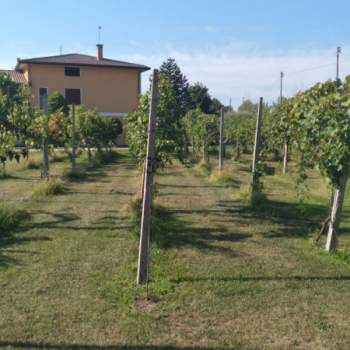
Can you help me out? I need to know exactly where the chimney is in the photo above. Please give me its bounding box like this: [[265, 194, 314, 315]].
[[96, 44, 103, 60]]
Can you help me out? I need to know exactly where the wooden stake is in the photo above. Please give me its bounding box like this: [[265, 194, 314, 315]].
[[218, 107, 224, 172], [137, 69, 159, 285], [71, 104, 77, 172], [326, 174, 348, 252], [42, 94, 49, 179], [251, 97, 264, 191], [282, 142, 288, 175]]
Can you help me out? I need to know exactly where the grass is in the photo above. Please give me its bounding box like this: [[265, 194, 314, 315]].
[[32, 179, 67, 197], [19, 158, 42, 170], [194, 160, 212, 176], [0, 205, 29, 234], [2, 150, 350, 349]]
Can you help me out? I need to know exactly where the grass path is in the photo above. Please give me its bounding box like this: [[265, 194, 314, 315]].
[[1, 152, 350, 349]]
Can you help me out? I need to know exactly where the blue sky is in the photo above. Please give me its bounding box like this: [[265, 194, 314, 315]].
[[1, 0, 349, 106]]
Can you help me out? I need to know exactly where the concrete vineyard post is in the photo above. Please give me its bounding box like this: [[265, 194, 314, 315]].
[[219, 107, 224, 172], [137, 69, 159, 285], [326, 174, 348, 252], [251, 97, 263, 191]]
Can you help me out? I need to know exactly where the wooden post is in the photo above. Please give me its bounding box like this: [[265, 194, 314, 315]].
[[283, 142, 288, 174], [251, 97, 264, 191], [42, 95, 49, 179], [218, 107, 224, 172], [71, 104, 76, 172], [137, 69, 159, 285], [139, 159, 146, 201], [325, 174, 348, 252]]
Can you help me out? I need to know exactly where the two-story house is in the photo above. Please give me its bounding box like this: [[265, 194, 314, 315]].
[[2, 44, 150, 142]]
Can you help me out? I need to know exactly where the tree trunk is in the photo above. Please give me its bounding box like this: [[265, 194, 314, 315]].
[[325, 174, 348, 252], [283, 142, 288, 175]]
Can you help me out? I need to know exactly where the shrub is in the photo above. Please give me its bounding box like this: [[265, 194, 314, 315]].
[[194, 160, 212, 177], [33, 179, 66, 197], [0, 205, 30, 234]]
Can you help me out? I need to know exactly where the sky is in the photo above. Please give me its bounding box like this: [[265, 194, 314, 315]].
[[1, 0, 350, 107]]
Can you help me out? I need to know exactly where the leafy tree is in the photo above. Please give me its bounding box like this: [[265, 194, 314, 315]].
[[188, 83, 212, 113], [238, 99, 259, 115], [183, 108, 219, 162], [126, 75, 185, 166], [225, 113, 255, 160], [209, 97, 223, 115], [159, 58, 189, 118], [48, 91, 69, 116]]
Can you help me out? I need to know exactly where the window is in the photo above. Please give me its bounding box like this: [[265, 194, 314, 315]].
[[64, 67, 80, 77], [38, 87, 48, 111], [65, 89, 81, 105]]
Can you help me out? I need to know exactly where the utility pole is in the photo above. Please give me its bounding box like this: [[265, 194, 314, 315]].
[[218, 107, 224, 172], [336, 46, 341, 80], [137, 69, 159, 285], [279, 72, 284, 103]]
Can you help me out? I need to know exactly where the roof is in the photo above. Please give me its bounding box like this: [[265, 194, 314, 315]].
[[0, 70, 27, 84], [16, 53, 150, 72]]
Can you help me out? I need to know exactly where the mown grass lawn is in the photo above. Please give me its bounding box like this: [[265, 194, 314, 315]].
[[1, 149, 350, 350]]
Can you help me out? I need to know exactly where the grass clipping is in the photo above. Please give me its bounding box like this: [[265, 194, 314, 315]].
[[33, 179, 67, 197]]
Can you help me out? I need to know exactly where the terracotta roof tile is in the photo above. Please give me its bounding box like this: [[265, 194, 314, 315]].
[[0, 70, 27, 84]]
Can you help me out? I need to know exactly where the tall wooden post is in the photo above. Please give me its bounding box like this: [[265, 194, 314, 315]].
[[137, 69, 159, 285], [283, 142, 288, 175], [218, 107, 224, 172], [251, 97, 263, 191], [326, 174, 348, 252], [42, 95, 49, 179], [71, 104, 77, 172]]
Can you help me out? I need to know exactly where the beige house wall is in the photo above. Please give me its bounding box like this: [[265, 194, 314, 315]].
[[24, 63, 141, 114]]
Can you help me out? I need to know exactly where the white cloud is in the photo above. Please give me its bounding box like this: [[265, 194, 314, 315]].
[[122, 44, 350, 108]]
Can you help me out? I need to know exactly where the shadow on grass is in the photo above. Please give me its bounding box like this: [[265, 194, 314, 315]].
[[0, 342, 238, 350], [148, 206, 251, 256], [173, 275, 350, 284], [0, 234, 51, 268], [215, 198, 332, 239]]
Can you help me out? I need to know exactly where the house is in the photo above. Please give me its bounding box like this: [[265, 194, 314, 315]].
[[2, 44, 150, 143]]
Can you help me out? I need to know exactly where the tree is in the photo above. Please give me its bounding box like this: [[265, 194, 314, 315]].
[[238, 99, 259, 115], [188, 83, 212, 113], [183, 108, 219, 162], [48, 91, 69, 116], [225, 113, 255, 160], [126, 75, 185, 167], [279, 78, 350, 252], [159, 58, 189, 118]]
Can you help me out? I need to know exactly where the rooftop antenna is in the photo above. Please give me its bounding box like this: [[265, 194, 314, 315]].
[[59, 46, 63, 55], [98, 26, 102, 44]]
